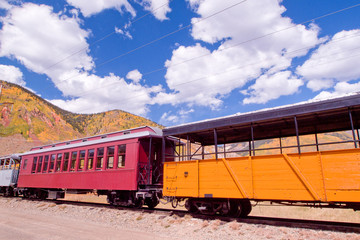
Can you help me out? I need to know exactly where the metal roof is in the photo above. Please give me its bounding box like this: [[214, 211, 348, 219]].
[[30, 126, 162, 150], [22, 128, 163, 156], [163, 94, 360, 146]]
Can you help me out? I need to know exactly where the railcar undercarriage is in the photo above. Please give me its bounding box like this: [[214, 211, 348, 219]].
[[106, 189, 161, 209], [15, 187, 161, 209], [0, 186, 16, 197], [168, 197, 253, 217]]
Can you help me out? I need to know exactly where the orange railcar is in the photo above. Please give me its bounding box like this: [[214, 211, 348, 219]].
[[162, 94, 360, 217]]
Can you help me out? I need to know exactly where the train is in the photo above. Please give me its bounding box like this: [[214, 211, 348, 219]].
[[1, 93, 360, 218]]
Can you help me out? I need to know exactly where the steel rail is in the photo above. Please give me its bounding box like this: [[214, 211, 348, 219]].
[[6, 197, 360, 234]]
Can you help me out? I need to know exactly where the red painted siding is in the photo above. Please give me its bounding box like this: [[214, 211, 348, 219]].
[[18, 127, 161, 191]]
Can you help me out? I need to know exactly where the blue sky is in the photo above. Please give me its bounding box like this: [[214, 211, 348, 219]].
[[0, 0, 360, 126]]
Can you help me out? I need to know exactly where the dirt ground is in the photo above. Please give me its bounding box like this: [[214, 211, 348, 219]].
[[0, 196, 360, 240], [65, 194, 360, 223]]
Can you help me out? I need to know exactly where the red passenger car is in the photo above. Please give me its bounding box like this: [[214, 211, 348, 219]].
[[17, 126, 173, 208]]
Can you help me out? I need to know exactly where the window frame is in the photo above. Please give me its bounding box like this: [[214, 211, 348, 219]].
[[106, 146, 115, 169], [70, 151, 78, 172], [22, 159, 28, 170], [63, 152, 70, 172], [87, 149, 95, 170], [49, 154, 56, 172], [117, 144, 126, 168], [78, 150, 86, 171], [31, 156, 38, 173], [55, 153, 62, 172], [96, 147, 104, 170], [36, 156, 43, 173], [43, 155, 49, 173]]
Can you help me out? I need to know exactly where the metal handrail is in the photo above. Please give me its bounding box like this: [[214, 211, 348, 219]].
[[166, 138, 360, 161]]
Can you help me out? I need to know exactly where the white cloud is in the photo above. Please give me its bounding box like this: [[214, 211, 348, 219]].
[[0, 3, 93, 80], [140, 0, 171, 21], [242, 71, 303, 104], [0, 3, 163, 116], [306, 79, 334, 92], [159, 108, 194, 126], [313, 81, 360, 101], [297, 29, 360, 91], [159, 112, 179, 125], [66, 0, 136, 17], [115, 26, 133, 39], [0, 0, 11, 10], [0, 64, 25, 86], [159, 0, 321, 108], [50, 72, 163, 115], [126, 69, 142, 83], [66, 0, 171, 21]]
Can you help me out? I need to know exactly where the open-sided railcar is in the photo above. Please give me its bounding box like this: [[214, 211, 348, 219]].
[[162, 94, 360, 217]]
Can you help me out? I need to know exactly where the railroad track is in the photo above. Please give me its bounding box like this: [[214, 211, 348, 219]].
[[16, 197, 360, 234]]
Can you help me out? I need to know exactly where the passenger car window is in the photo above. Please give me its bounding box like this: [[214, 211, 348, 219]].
[[31, 157, 38, 173], [43, 155, 49, 172], [22, 159, 28, 170], [107, 146, 115, 169], [78, 150, 85, 170], [117, 144, 126, 168], [96, 147, 104, 169], [87, 149, 94, 170], [63, 152, 70, 171], [70, 151, 77, 171], [49, 154, 56, 172], [56, 153, 62, 171], [37, 156, 43, 173]]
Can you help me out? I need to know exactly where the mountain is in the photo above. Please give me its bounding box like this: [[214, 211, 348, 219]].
[[1, 80, 353, 157], [0, 80, 161, 155]]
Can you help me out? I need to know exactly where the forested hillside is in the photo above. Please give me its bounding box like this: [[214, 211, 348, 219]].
[[0, 80, 161, 155]]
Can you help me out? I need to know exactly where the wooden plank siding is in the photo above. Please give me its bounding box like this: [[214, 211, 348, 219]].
[[163, 148, 360, 203]]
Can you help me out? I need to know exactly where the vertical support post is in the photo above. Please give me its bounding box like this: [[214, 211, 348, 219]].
[[224, 143, 226, 159], [349, 109, 358, 148], [178, 138, 182, 161], [294, 116, 301, 154], [148, 137, 152, 185], [214, 128, 218, 160], [251, 124, 255, 156], [315, 132, 319, 152], [279, 130, 283, 154], [202, 145, 205, 160], [248, 141, 252, 156], [189, 139, 192, 160], [187, 135, 191, 160], [162, 137, 165, 163], [182, 140, 185, 161]]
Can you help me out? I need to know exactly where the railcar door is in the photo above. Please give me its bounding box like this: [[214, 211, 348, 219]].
[[138, 137, 163, 186]]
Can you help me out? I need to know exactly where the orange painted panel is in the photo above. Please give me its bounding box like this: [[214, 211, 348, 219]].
[[163, 148, 360, 203]]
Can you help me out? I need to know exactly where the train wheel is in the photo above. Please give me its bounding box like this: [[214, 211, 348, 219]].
[[22, 189, 30, 198], [145, 193, 159, 209], [185, 198, 199, 213], [4, 187, 14, 197], [145, 196, 159, 210], [239, 199, 252, 217], [227, 199, 252, 218], [39, 190, 48, 200], [107, 193, 115, 206], [134, 198, 144, 208], [227, 199, 241, 217]]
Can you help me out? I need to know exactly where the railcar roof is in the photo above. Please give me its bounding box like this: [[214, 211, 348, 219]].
[[30, 126, 162, 150], [163, 93, 360, 145], [23, 126, 163, 156]]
